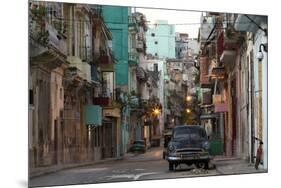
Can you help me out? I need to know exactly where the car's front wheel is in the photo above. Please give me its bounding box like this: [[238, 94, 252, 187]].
[[169, 162, 174, 171], [196, 161, 209, 169]]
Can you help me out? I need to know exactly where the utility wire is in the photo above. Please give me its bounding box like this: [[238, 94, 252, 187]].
[[31, 15, 260, 26]]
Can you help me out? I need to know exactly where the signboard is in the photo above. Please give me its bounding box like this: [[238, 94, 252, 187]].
[[84, 105, 102, 126], [103, 108, 120, 118], [213, 95, 222, 104]]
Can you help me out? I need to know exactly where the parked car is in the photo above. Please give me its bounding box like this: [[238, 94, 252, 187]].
[[130, 140, 146, 153], [164, 125, 211, 171]]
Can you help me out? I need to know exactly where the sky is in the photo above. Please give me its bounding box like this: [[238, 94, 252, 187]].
[[136, 7, 203, 39]]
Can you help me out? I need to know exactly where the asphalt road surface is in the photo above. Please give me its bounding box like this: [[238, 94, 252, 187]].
[[29, 147, 264, 187]]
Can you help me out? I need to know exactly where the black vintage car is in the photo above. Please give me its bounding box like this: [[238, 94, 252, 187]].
[[165, 125, 211, 171]]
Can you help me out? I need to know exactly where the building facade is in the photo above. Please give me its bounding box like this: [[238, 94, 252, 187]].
[[102, 5, 130, 156], [29, 2, 120, 171], [198, 12, 267, 168]]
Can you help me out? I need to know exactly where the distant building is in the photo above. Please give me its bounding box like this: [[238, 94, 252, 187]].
[[175, 33, 189, 59], [146, 20, 176, 59]]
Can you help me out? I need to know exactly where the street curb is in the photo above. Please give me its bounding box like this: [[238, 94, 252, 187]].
[[30, 149, 163, 178], [29, 157, 119, 178]]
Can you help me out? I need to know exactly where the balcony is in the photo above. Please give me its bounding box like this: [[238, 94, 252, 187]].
[[217, 31, 224, 58], [67, 56, 91, 82], [212, 94, 222, 104], [173, 63, 182, 71], [202, 91, 212, 105], [99, 54, 114, 71], [214, 103, 228, 112], [136, 40, 144, 52], [128, 15, 138, 33], [220, 50, 236, 66], [30, 18, 68, 69], [129, 95, 140, 109], [136, 67, 147, 81], [219, 29, 240, 66], [200, 57, 212, 88], [134, 12, 148, 31], [100, 55, 111, 64], [200, 16, 215, 42], [93, 97, 112, 106], [137, 33, 145, 42], [30, 11, 67, 54], [128, 52, 138, 65], [210, 66, 226, 80], [212, 94, 227, 112]]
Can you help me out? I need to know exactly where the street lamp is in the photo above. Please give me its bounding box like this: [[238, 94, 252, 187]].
[[186, 108, 191, 113], [186, 95, 192, 102], [152, 107, 161, 116], [257, 43, 268, 62]]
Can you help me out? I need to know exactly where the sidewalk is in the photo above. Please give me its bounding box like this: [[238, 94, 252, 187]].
[[29, 157, 119, 178], [213, 157, 267, 175]]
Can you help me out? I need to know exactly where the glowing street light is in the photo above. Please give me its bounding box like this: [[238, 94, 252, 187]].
[[186, 95, 192, 102], [186, 108, 191, 113], [152, 108, 161, 116]]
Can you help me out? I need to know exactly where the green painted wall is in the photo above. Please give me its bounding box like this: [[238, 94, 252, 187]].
[[102, 6, 128, 86]]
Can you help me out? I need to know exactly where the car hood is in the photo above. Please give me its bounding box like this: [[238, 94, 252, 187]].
[[170, 136, 206, 149]]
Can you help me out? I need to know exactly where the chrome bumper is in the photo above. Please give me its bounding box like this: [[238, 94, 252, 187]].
[[167, 152, 211, 161]]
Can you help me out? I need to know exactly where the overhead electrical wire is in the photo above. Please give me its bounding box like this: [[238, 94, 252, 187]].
[[30, 15, 258, 26]]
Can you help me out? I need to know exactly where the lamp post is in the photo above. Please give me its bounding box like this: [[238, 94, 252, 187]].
[[257, 43, 268, 62]]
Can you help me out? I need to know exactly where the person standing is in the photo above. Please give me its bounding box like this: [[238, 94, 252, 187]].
[[255, 141, 263, 170]]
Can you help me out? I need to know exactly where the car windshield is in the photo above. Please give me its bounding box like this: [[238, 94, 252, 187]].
[[173, 127, 207, 139], [134, 141, 144, 145]]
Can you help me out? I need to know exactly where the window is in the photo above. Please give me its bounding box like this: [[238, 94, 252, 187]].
[[60, 88, 63, 99], [154, 63, 158, 72], [154, 41, 158, 45], [154, 53, 158, 57], [151, 33, 155, 37], [29, 89, 34, 105], [102, 72, 114, 99], [132, 34, 136, 48]]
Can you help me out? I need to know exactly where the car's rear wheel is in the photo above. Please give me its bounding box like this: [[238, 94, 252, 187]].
[[169, 162, 174, 171]]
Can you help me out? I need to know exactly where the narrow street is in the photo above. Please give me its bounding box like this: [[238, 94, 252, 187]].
[[29, 147, 265, 187], [28, 2, 268, 187]]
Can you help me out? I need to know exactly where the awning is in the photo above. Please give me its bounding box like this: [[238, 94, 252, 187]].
[[200, 113, 219, 120], [214, 103, 228, 112], [234, 14, 267, 33]]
